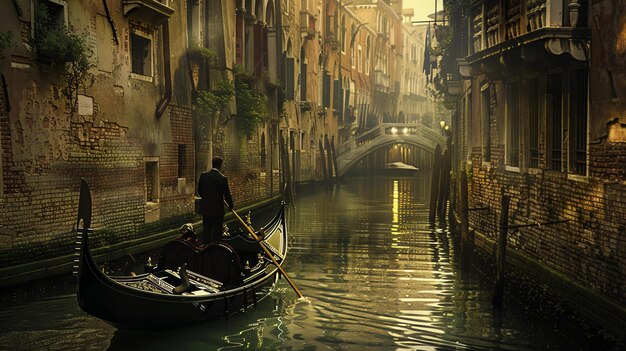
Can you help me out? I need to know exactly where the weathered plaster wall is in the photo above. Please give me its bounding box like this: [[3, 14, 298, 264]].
[[0, 0, 197, 267]]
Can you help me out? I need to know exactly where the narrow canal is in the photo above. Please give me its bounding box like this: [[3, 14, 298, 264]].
[[0, 175, 607, 350]]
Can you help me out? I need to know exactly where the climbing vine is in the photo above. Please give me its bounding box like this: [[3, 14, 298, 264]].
[[196, 79, 235, 124], [188, 41, 220, 67], [233, 65, 268, 139], [33, 2, 94, 114]]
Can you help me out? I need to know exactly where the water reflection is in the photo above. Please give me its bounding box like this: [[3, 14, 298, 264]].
[[0, 175, 596, 350]]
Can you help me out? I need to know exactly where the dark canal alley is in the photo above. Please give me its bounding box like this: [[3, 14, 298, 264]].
[[1, 175, 621, 350]]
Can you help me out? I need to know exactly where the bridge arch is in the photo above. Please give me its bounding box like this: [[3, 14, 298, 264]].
[[336, 124, 446, 177]]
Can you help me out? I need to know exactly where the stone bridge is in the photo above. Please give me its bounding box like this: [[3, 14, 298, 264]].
[[335, 123, 446, 177]]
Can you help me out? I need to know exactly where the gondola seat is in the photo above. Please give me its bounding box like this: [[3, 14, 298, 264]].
[[158, 240, 244, 288]]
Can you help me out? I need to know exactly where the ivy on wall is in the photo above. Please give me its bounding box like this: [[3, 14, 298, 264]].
[[233, 65, 268, 139], [33, 2, 94, 114], [196, 79, 235, 124]]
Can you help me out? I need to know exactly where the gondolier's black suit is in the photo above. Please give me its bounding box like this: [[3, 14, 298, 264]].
[[197, 168, 234, 244]]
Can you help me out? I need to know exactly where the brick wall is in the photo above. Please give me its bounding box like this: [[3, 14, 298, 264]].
[[158, 104, 195, 218], [0, 118, 147, 266], [590, 141, 626, 182], [214, 126, 281, 209], [466, 148, 626, 304]]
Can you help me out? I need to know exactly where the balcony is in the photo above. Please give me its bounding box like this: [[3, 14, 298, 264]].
[[123, 0, 174, 27], [465, 0, 589, 76], [300, 11, 316, 40]]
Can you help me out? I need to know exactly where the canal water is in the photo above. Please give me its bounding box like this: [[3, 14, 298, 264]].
[[0, 175, 607, 350]]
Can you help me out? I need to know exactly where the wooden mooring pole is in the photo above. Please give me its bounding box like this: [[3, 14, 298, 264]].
[[324, 136, 334, 185], [492, 194, 510, 309], [281, 135, 295, 205], [330, 138, 340, 185], [429, 144, 442, 224], [319, 139, 329, 188]]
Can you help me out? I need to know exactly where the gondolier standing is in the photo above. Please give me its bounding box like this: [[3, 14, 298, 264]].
[[197, 156, 234, 244]]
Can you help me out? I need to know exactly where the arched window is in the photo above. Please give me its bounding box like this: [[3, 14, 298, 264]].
[[365, 35, 370, 75], [266, 0, 275, 26], [341, 15, 346, 53], [260, 132, 267, 167], [351, 23, 356, 68], [300, 46, 307, 100]]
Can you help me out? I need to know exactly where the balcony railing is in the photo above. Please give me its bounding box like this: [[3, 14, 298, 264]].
[[469, 0, 588, 55]]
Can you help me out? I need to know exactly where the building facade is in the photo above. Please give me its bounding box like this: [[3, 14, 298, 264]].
[[441, 0, 626, 334], [0, 0, 435, 283]]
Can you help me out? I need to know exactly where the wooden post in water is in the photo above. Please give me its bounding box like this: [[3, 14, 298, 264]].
[[492, 194, 510, 309], [324, 136, 334, 184], [319, 139, 329, 188], [437, 149, 451, 221], [330, 138, 340, 185], [429, 144, 442, 224], [460, 169, 470, 254], [281, 135, 294, 205]]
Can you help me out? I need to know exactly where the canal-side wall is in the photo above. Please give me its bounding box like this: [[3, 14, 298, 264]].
[[0, 195, 282, 287], [461, 141, 626, 338], [0, 0, 281, 284]]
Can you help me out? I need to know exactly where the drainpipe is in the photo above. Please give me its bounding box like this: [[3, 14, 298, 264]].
[[155, 20, 172, 118]]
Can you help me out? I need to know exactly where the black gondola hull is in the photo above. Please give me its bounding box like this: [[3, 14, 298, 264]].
[[74, 180, 288, 330]]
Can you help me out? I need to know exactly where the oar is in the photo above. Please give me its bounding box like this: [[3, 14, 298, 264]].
[[226, 201, 303, 298]]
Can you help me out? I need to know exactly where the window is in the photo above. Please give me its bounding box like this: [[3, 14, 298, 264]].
[[34, 0, 67, 28], [33, 0, 68, 50], [365, 36, 370, 75], [285, 55, 295, 100], [506, 81, 520, 167], [547, 73, 563, 171], [177, 144, 186, 178], [341, 15, 346, 53], [260, 133, 267, 168], [300, 47, 307, 101], [569, 68, 588, 175], [187, 0, 201, 47], [481, 85, 491, 162], [131, 31, 152, 77], [357, 45, 362, 72], [145, 160, 159, 202], [462, 93, 471, 160], [527, 78, 539, 168]]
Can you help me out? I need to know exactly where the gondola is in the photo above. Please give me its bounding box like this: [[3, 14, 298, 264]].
[[380, 161, 419, 175], [74, 179, 289, 330]]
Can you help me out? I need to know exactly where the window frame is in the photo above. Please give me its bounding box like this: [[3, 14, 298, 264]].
[[568, 68, 589, 177], [505, 80, 520, 169], [32, 0, 68, 38], [546, 71, 564, 172], [130, 27, 154, 81], [480, 83, 491, 164]]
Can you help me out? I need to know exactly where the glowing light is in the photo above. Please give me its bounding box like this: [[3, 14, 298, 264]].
[[392, 180, 398, 230], [403, 127, 409, 134], [391, 127, 398, 134]]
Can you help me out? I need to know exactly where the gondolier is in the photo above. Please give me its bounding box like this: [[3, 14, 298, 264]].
[[197, 156, 234, 244]]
